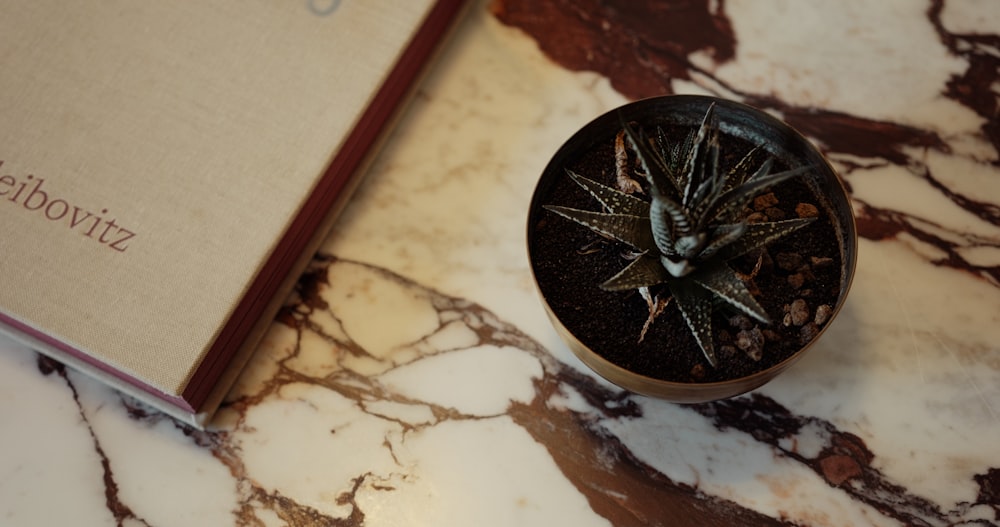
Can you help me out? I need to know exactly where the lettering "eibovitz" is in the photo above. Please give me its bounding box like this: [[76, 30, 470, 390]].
[[0, 161, 136, 253]]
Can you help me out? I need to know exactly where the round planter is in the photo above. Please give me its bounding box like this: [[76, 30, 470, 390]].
[[527, 95, 857, 403]]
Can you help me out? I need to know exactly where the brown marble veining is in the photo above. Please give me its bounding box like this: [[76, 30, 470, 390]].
[[492, 0, 1000, 287], [4, 2, 997, 525], [37, 254, 998, 525]]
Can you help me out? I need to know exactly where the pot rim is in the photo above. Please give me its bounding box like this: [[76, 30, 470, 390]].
[[526, 94, 858, 402]]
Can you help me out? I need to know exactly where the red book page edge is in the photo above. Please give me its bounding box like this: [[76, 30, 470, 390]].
[[0, 0, 469, 417]]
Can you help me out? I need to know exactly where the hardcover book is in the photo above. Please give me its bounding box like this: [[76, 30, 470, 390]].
[[0, 0, 466, 426]]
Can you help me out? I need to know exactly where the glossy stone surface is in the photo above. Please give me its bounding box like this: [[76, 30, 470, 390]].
[[2, 1, 998, 525]]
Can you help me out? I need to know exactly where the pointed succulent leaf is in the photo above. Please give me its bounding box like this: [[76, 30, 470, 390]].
[[706, 165, 811, 225], [648, 192, 689, 256], [655, 126, 680, 176], [544, 205, 655, 250], [697, 222, 747, 259], [689, 260, 769, 323], [600, 254, 671, 291], [660, 254, 696, 277], [620, 115, 681, 198], [699, 157, 773, 228], [699, 158, 772, 227], [746, 157, 774, 182], [673, 233, 706, 259], [724, 143, 766, 192], [681, 104, 717, 206], [669, 278, 718, 367], [565, 169, 649, 216], [716, 218, 814, 261], [670, 128, 696, 194], [689, 127, 723, 207]]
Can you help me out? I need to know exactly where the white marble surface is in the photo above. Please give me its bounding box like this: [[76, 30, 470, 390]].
[[2, 1, 999, 525]]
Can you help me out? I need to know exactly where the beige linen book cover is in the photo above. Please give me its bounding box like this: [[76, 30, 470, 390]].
[[0, 0, 466, 426]]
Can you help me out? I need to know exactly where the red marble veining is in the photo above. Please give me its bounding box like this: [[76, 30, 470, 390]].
[[492, 0, 1000, 288]]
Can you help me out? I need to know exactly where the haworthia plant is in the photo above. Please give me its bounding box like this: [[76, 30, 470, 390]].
[[545, 105, 814, 367]]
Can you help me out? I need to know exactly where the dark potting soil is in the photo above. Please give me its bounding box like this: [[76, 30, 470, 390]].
[[529, 123, 844, 384]]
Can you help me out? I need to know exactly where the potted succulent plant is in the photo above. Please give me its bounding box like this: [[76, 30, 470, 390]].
[[527, 95, 856, 403]]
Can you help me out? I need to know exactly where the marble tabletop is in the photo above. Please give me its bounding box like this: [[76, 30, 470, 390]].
[[2, 1, 998, 525]]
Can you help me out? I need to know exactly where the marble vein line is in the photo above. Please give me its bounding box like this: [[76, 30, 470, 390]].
[[491, 0, 1000, 288], [692, 395, 1000, 526], [35, 357, 153, 527], [7, 2, 999, 525], [252, 255, 803, 525], [57, 254, 994, 526]]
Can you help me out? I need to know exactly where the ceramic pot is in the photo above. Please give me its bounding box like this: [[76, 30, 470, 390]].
[[527, 95, 857, 403]]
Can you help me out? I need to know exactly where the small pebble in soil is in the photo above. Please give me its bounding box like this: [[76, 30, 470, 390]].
[[736, 327, 765, 361], [796, 202, 820, 218], [815, 304, 833, 325], [747, 211, 768, 224], [690, 363, 706, 380], [788, 272, 805, 289], [776, 252, 805, 272], [762, 328, 782, 342], [811, 256, 834, 269], [789, 298, 810, 326], [800, 322, 821, 344], [729, 314, 753, 330], [754, 192, 779, 211]]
